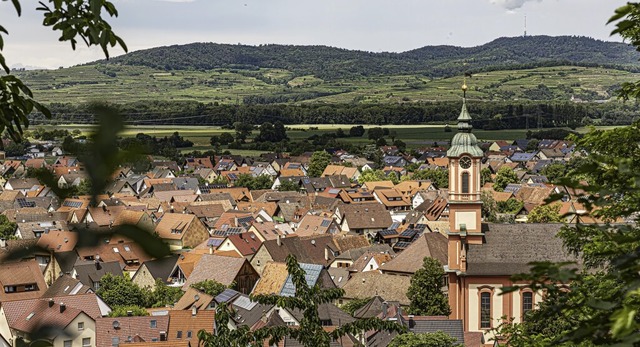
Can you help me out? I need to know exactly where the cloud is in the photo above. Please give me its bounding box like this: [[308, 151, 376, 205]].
[[490, 0, 542, 11], [153, 0, 196, 2]]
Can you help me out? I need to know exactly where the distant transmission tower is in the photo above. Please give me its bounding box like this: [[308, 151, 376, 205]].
[[524, 14, 527, 37]]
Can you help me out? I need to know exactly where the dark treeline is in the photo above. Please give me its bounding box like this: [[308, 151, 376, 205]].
[[98, 36, 640, 80], [33, 100, 640, 128]]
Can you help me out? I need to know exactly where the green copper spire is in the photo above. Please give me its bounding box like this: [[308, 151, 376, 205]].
[[447, 78, 483, 158]]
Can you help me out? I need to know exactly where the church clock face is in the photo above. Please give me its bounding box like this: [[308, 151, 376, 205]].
[[459, 156, 472, 169]]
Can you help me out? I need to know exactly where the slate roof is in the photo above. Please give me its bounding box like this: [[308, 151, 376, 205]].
[[379, 232, 447, 275], [259, 234, 335, 266], [182, 254, 247, 289], [96, 315, 170, 347], [341, 271, 411, 305], [466, 223, 579, 276], [407, 317, 465, 344], [74, 260, 123, 289], [42, 274, 92, 298], [135, 255, 180, 285]]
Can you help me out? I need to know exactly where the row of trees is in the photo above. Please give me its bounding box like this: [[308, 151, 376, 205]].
[[34, 98, 639, 128]]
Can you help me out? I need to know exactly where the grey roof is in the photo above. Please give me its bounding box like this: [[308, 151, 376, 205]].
[[281, 263, 323, 297], [137, 255, 179, 284], [409, 319, 465, 345], [42, 274, 91, 298], [74, 261, 123, 288], [465, 223, 579, 276]]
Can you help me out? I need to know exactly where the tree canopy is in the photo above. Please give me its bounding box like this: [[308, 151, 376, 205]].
[[407, 257, 451, 316]]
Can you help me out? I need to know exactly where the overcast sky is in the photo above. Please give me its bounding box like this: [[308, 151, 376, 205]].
[[0, 0, 627, 69]]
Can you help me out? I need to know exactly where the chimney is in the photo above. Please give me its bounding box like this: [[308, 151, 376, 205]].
[[209, 245, 213, 255], [382, 302, 388, 319], [0, 239, 5, 249], [48, 298, 54, 308], [60, 303, 66, 313], [276, 234, 281, 246], [127, 310, 133, 317], [408, 315, 415, 329], [191, 306, 197, 316], [324, 247, 329, 261]]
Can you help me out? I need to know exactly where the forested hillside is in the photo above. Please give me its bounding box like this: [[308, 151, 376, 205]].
[[102, 36, 640, 79]]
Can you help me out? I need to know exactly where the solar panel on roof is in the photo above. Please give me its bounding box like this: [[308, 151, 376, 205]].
[[400, 229, 417, 238], [233, 295, 257, 311], [207, 238, 223, 247], [280, 263, 323, 297], [389, 222, 400, 230], [394, 241, 412, 249], [16, 198, 36, 208], [320, 219, 331, 227], [63, 201, 82, 208], [215, 288, 240, 303], [378, 229, 398, 237], [414, 224, 427, 231]]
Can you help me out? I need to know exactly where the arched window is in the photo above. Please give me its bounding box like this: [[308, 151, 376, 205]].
[[461, 172, 470, 194], [480, 291, 491, 328], [522, 291, 534, 320]]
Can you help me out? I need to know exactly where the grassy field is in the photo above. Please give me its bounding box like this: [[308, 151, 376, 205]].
[[36, 124, 583, 151], [15, 65, 638, 106]]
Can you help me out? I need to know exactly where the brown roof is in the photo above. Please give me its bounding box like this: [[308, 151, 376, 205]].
[[223, 232, 262, 256], [236, 201, 278, 216], [155, 213, 197, 240], [250, 221, 293, 241], [96, 315, 170, 347], [11, 300, 84, 337], [153, 189, 196, 202], [342, 272, 411, 305], [173, 287, 214, 310], [185, 204, 225, 219], [379, 232, 448, 275], [167, 309, 215, 341], [332, 235, 370, 252], [182, 254, 248, 289], [338, 203, 393, 229], [36, 230, 78, 252], [251, 261, 289, 296], [361, 181, 395, 190], [259, 234, 335, 266], [0, 260, 47, 301], [112, 210, 146, 226], [295, 215, 335, 237], [515, 186, 554, 205]]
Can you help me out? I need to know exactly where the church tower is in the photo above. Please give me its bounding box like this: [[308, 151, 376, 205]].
[[446, 79, 484, 273]]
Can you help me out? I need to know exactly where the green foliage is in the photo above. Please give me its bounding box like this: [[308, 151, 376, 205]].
[[197, 302, 258, 347], [307, 151, 331, 177], [493, 166, 519, 192], [248, 254, 405, 347], [349, 125, 365, 137], [278, 179, 300, 192], [255, 121, 288, 143], [480, 167, 493, 186], [340, 297, 371, 316], [4, 141, 26, 157], [210, 132, 234, 146], [368, 127, 385, 141], [527, 203, 563, 223], [0, 215, 17, 239], [407, 257, 451, 316], [190, 279, 227, 297], [609, 2, 640, 100], [108, 305, 149, 317], [358, 169, 393, 184], [497, 198, 524, 214], [73, 179, 92, 196], [234, 122, 253, 143], [96, 273, 151, 308], [150, 278, 184, 308], [412, 169, 449, 189], [234, 174, 273, 190], [539, 162, 568, 183], [389, 331, 461, 347], [0, 0, 125, 142]]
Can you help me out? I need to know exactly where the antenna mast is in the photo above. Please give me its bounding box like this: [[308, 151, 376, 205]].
[[524, 14, 527, 37]]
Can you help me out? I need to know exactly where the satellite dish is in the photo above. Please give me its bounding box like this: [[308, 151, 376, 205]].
[[112, 320, 120, 329], [194, 294, 200, 301]]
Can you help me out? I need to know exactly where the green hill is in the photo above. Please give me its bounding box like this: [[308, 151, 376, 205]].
[[101, 35, 640, 79]]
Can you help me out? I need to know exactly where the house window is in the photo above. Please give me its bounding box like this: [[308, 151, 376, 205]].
[[78, 321, 84, 331], [480, 291, 491, 329], [82, 337, 91, 347], [4, 286, 15, 293], [150, 320, 157, 328], [112, 337, 120, 346], [64, 341, 72, 347], [177, 331, 182, 339], [94, 281, 100, 290], [187, 331, 192, 339], [24, 284, 36, 291], [522, 291, 534, 319], [461, 172, 470, 194]]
